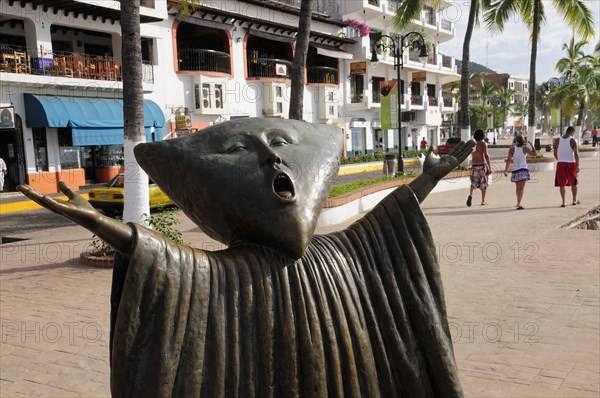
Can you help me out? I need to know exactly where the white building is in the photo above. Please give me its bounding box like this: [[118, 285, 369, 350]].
[[0, 0, 459, 193]]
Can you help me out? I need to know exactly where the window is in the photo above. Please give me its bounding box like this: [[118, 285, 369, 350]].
[[57, 128, 84, 169], [427, 84, 436, 98], [141, 38, 154, 64], [32, 128, 48, 172], [195, 83, 224, 110], [350, 75, 364, 103], [372, 76, 384, 103]]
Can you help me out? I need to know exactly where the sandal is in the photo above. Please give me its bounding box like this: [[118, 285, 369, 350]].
[[516, 205, 524, 210], [572, 201, 580, 205], [466, 195, 472, 207], [560, 204, 566, 207]]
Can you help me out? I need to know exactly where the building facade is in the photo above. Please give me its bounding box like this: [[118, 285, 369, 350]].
[[0, 0, 459, 193]]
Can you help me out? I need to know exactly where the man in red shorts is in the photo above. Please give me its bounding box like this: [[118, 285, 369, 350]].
[[553, 126, 580, 207]]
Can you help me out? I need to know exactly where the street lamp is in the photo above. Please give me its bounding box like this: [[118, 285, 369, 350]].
[[370, 32, 428, 174]]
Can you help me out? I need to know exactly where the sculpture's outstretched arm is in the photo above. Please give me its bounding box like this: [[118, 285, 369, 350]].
[[408, 141, 475, 203], [17, 182, 134, 257]]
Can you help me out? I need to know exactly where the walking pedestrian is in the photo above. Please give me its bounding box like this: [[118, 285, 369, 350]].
[[466, 129, 492, 206], [592, 126, 598, 147], [504, 134, 536, 210], [553, 126, 580, 207]]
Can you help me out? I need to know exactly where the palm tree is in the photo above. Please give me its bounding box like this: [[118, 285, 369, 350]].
[[557, 62, 600, 133], [121, 0, 148, 224], [394, 0, 486, 137], [289, 0, 314, 121], [471, 74, 499, 104], [511, 100, 529, 129], [535, 82, 552, 133], [556, 37, 590, 81], [120, 0, 199, 223], [495, 86, 515, 129], [485, 0, 594, 144]]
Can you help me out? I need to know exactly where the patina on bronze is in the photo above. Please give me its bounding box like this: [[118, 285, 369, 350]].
[[18, 118, 474, 397]]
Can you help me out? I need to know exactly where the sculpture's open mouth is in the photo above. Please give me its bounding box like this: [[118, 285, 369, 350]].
[[273, 173, 296, 202]]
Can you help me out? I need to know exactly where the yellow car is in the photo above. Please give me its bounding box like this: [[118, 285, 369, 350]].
[[88, 173, 174, 214]]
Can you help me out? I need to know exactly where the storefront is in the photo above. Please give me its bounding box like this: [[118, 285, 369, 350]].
[[0, 106, 27, 192], [22, 94, 165, 193]]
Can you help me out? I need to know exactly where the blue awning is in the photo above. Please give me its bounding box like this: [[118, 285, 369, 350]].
[[23, 94, 165, 146]]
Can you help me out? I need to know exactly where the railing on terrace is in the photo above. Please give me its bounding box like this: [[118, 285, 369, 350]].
[[408, 49, 422, 63], [178, 49, 231, 74], [442, 54, 452, 68], [0, 44, 154, 83], [429, 97, 438, 106], [372, 90, 381, 103], [351, 93, 364, 103], [427, 52, 437, 65], [307, 66, 338, 84], [368, 0, 379, 6], [411, 95, 423, 105], [247, 57, 292, 79], [442, 94, 454, 106], [387, 0, 400, 13], [441, 19, 452, 30]]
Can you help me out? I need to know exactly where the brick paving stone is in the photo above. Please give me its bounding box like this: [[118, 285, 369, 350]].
[[0, 157, 597, 397]]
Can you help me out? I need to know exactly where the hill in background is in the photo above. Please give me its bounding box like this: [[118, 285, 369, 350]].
[[455, 60, 497, 74]]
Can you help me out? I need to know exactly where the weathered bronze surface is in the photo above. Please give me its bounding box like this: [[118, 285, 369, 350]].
[[18, 118, 474, 397]]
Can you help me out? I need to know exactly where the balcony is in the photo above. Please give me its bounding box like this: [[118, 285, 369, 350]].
[[0, 44, 154, 84], [411, 95, 423, 106], [307, 66, 338, 84], [429, 97, 438, 106], [351, 93, 365, 104], [178, 49, 231, 74], [248, 58, 292, 79]]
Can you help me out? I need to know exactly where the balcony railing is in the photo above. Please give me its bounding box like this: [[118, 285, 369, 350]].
[[441, 19, 452, 31], [427, 52, 437, 65], [307, 66, 338, 84], [424, 12, 436, 25], [428, 97, 438, 106], [368, 0, 379, 6], [178, 49, 231, 74], [411, 95, 423, 105], [247, 57, 292, 79], [442, 94, 454, 106], [0, 44, 154, 84], [351, 93, 364, 103], [372, 91, 381, 103]]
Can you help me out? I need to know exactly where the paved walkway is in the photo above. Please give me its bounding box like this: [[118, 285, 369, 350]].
[[0, 156, 598, 397]]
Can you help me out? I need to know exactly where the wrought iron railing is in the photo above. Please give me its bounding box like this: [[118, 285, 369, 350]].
[[411, 95, 423, 105], [441, 19, 452, 30], [307, 66, 338, 84], [177, 49, 231, 74], [247, 56, 292, 79], [351, 93, 364, 103], [372, 90, 381, 103], [368, 0, 379, 6], [429, 97, 438, 106], [442, 94, 454, 106]]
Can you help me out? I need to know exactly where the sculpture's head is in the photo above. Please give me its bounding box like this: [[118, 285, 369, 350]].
[[135, 118, 342, 259]]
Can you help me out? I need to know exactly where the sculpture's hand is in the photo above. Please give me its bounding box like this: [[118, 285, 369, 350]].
[[423, 140, 476, 181], [17, 182, 133, 255], [408, 140, 475, 203], [18, 181, 100, 227]]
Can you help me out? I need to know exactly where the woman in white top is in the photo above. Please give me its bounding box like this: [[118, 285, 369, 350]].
[[503, 134, 537, 209]]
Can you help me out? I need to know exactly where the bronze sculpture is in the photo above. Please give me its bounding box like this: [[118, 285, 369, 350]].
[[19, 118, 473, 397]]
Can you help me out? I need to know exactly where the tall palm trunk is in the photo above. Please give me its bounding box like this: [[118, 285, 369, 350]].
[[459, 0, 478, 139], [527, 0, 540, 145], [289, 0, 313, 121], [121, 0, 150, 224]]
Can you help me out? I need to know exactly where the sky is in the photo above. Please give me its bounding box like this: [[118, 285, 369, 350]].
[[436, 0, 600, 84]]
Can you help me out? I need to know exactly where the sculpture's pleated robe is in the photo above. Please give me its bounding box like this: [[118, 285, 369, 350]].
[[110, 185, 463, 397]]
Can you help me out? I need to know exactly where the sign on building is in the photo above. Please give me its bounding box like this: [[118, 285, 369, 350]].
[[412, 71, 426, 82], [380, 80, 398, 130], [350, 62, 366, 75], [0, 107, 15, 129]]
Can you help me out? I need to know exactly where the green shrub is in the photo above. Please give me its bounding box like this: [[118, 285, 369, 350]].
[[341, 150, 427, 165], [89, 209, 185, 257], [329, 173, 418, 197]]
